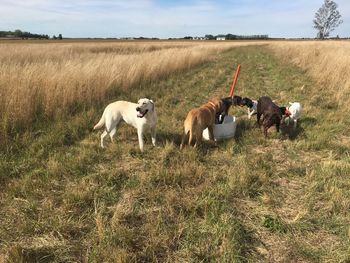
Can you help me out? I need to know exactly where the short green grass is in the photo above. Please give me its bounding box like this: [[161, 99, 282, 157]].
[[1, 46, 350, 262]]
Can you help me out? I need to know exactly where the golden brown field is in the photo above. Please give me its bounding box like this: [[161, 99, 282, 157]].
[[1, 40, 349, 138], [0, 41, 262, 137], [270, 41, 350, 107]]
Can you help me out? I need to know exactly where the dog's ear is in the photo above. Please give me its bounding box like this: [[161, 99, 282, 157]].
[[232, 95, 242, 106], [245, 98, 253, 108], [150, 100, 154, 111], [289, 102, 293, 105], [221, 97, 232, 107]]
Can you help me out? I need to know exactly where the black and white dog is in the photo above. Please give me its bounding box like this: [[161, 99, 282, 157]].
[[240, 97, 258, 119]]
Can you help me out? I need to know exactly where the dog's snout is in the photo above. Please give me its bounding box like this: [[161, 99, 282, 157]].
[[136, 107, 140, 111]]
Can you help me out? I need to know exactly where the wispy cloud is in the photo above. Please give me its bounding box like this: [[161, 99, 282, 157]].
[[0, 0, 348, 38]]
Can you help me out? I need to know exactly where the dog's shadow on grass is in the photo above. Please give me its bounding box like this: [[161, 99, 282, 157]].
[[158, 130, 218, 154], [234, 118, 253, 143], [156, 130, 183, 146], [281, 126, 301, 140], [280, 117, 317, 140], [301, 116, 317, 126], [157, 130, 221, 155]]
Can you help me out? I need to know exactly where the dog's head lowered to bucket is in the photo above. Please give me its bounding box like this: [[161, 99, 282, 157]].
[[203, 115, 236, 141]]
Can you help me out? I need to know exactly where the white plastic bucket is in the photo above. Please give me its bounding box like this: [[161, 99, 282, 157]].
[[203, 115, 236, 141]]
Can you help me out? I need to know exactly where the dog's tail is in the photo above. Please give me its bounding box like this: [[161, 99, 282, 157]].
[[93, 112, 105, 130], [180, 118, 194, 149], [187, 118, 198, 146]]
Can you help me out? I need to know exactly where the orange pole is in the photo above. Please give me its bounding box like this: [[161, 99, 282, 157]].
[[229, 64, 241, 97]]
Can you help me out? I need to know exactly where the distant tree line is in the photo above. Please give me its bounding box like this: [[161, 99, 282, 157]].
[[0, 30, 63, 40], [0, 30, 49, 39], [134, 37, 160, 40], [52, 34, 63, 40], [205, 34, 269, 40]]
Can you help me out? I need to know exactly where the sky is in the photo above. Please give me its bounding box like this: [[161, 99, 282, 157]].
[[0, 0, 349, 38]]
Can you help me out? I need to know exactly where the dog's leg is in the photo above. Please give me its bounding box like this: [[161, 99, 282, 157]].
[[248, 109, 253, 119], [260, 114, 266, 129], [137, 129, 144, 152], [264, 126, 268, 138], [107, 117, 121, 144], [151, 126, 157, 147], [188, 130, 194, 146], [262, 118, 270, 138], [194, 130, 202, 148], [194, 137, 201, 148], [180, 132, 188, 150], [276, 123, 280, 133], [286, 117, 290, 126], [281, 115, 286, 124], [208, 125, 215, 141], [109, 128, 116, 143], [293, 119, 297, 130], [257, 113, 262, 127], [100, 130, 108, 148], [192, 130, 198, 148]]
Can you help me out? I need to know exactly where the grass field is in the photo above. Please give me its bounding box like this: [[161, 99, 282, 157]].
[[270, 41, 350, 110], [0, 41, 262, 139], [0, 42, 350, 262]]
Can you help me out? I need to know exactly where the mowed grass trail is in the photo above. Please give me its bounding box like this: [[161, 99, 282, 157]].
[[1, 46, 349, 262]]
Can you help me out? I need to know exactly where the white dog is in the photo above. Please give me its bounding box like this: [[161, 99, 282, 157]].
[[286, 102, 302, 129], [93, 98, 157, 152]]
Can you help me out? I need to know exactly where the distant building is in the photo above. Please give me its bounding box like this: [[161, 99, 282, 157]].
[[216, 36, 226, 41]]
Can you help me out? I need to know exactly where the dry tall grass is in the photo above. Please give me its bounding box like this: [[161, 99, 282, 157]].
[[269, 41, 350, 107], [0, 41, 260, 135], [3, 40, 348, 137]]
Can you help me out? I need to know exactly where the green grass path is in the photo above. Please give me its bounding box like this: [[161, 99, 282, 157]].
[[1, 46, 349, 262]]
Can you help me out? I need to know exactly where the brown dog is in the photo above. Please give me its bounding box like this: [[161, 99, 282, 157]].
[[257, 96, 290, 138], [180, 97, 224, 149]]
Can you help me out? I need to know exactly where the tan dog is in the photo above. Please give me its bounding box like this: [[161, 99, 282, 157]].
[[180, 97, 224, 149], [94, 98, 157, 152]]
